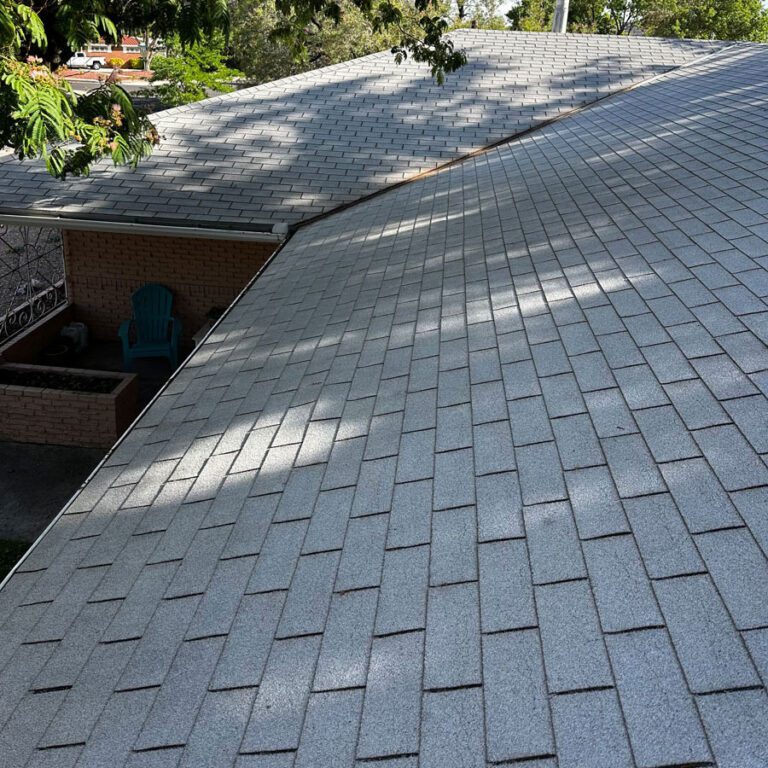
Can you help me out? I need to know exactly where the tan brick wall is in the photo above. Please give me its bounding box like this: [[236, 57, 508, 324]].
[[63, 230, 277, 342], [0, 364, 138, 449]]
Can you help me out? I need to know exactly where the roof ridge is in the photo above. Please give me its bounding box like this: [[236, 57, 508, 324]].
[[289, 40, 740, 234]]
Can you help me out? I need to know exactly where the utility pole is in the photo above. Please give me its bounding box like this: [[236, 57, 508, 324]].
[[552, 0, 569, 32]]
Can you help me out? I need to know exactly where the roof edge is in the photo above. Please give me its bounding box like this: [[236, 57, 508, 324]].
[[0, 208, 288, 243]]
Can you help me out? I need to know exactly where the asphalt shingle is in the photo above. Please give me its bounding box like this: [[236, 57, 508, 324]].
[[551, 689, 633, 768], [697, 689, 768, 768], [246, 519, 308, 593], [430, 506, 478, 586], [179, 688, 257, 768], [424, 582, 482, 690], [523, 501, 586, 585], [516, 442, 567, 505], [0, 31, 720, 230], [694, 528, 768, 630], [135, 636, 224, 750], [241, 636, 321, 753], [314, 589, 377, 691], [435, 447, 477, 512], [295, 689, 363, 768], [536, 580, 613, 693], [334, 515, 387, 592], [601, 434, 666, 498], [607, 630, 712, 768], [357, 632, 424, 759], [623, 494, 705, 579], [375, 545, 429, 635], [582, 535, 663, 633], [386, 479, 432, 548], [420, 688, 485, 768], [659, 458, 741, 533], [633, 405, 701, 463], [693, 424, 768, 491], [277, 551, 340, 638], [564, 465, 630, 540], [475, 471, 524, 542], [39, 639, 136, 748], [551, 413, 604, 469], [478, 539, 536, 633], [654, 575, 760, 693], [116, 595, 200, 691], [72, 689, 157, 768], [483, 630, 554, 762], [210, 591, 285, 691]]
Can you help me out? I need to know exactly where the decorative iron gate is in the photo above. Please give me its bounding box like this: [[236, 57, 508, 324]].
[[0, 224, 66, 344]]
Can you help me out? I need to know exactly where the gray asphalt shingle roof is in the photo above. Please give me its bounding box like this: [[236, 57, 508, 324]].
[[1, 37, 768, 768], [0, 31, 721, 228]]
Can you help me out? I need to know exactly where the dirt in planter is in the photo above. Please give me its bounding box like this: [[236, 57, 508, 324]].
[[0, 368, 119, 394]]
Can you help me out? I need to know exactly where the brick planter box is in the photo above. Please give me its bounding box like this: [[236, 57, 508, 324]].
[[0, 363, 138, 449], [0, 303, 75, 364]]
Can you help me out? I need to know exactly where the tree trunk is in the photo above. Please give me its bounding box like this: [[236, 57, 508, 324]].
[[143, 29, 153, 71], [551, 0, 569, 32]]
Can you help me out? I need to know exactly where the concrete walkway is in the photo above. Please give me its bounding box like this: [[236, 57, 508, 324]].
[[0, 441, 102, 542]]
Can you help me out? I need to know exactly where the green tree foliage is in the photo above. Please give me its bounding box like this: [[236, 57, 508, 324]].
[[108, 0, 230, 68], [603, 0, 648, 33], [234, 0, 464, 84], [506, 0, 612, 32], [230, 0, 301, 83], [0, 0, 157, 178], [450, 0, 508, 29], [507, 0, 767, 36], [232, 0, 397, 82], [506, 0, 552, 30], [642, 0, 768, 40], [0, 1, 46, 50], [572, 0, 613, 32], [149, 37, 243, 106], [31, 0, 118, 66], [231, 0, 450, 84]]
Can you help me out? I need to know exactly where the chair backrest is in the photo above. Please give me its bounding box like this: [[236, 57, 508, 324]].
[[131, 283, 173, 343]]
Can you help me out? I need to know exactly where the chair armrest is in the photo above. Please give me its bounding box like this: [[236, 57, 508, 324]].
[[118, 319, 132, 342]]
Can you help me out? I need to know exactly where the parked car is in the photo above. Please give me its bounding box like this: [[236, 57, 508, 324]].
[[66, 51, 107, 70]]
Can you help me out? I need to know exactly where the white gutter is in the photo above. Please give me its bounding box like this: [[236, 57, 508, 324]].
[[0, 211, 288, 243]]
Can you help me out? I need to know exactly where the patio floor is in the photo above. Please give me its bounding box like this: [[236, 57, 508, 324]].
[[0, 440, 103, 543]]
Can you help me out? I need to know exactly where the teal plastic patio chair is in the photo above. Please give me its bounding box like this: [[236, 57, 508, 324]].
[[119, 283, 182, 371]]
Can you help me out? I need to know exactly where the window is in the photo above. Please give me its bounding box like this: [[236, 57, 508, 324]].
[[88, 44, 111, 52]]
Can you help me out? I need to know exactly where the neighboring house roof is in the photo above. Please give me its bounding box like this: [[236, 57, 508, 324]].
[[1, 39, 768, 768], [90, 36, 142, 47], [0, 31, 723, 235]]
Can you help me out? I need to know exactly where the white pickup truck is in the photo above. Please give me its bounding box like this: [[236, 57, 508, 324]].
[[65, 51, 107, 70]]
